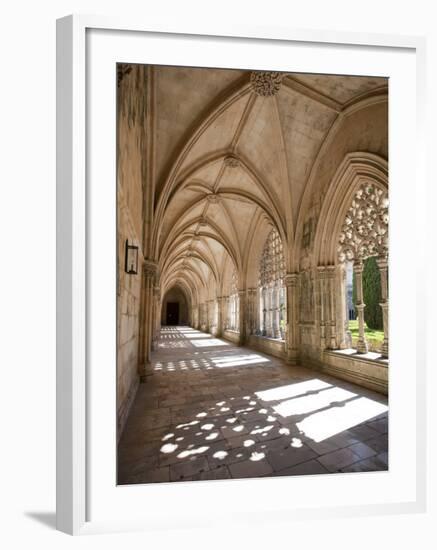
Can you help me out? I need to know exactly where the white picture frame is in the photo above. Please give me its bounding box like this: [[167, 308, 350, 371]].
[[56, 14, 427, 536]]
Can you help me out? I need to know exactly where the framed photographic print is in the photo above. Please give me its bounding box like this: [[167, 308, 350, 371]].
[[56, 15, 427, 535]]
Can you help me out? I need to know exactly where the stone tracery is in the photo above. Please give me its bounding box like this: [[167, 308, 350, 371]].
[[337, 181, 389, 356], [338, 182, 389, 263], [258, 228, 286, 339]]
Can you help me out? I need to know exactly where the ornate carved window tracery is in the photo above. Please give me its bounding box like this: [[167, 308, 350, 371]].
[[228, 268, 239, 331], [258, 228, 286, 339], [337, 181, 389, 356]]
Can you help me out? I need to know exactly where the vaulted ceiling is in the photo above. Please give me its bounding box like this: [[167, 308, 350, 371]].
[[152, 66, 388, 303]]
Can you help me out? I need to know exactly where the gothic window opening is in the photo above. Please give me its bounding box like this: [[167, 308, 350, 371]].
[[338, 182, 389, 356], [258, 228, 286, 339], [228, 268, 239, 331]]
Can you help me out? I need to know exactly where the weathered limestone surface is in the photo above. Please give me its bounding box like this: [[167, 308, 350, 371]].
[[116, 65, 148, 436]]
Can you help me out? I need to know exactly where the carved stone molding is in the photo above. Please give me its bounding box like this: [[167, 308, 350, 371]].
[[199, 217, 208, 227], [284, 273, 298, 287], [153, 286, 161, 301], [143, 260, 158, 277], [338, 182, 389, 263], [206, 193, 220, 204], [250, 71, 283, 96], [224, 155, 240, 168]]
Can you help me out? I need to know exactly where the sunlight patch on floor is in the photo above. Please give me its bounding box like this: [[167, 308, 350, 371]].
[[190, 339, 230, 347], [255, 379, 332, 402], [273, 386, 357, 417], [297, 396, 388, 442]]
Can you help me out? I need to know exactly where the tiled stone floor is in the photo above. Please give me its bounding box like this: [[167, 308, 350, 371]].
[[118, 326, 388, 484]]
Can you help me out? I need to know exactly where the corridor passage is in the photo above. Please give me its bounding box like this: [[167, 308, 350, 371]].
[[118, 327, 388, 484]]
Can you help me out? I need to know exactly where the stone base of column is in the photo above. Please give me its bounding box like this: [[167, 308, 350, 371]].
[[138, 365, 152, 384], [286, 349, 299, 365], [356, 338, 369, 354], [381, 339, 389, 358]]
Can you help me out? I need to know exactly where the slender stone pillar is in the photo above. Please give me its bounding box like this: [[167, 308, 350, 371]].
[[238, 289, 246, 345], [376, 256, 389, 357], [256, 287, 262, 335], [326, 266, 337, 349], [353, 260, 368, 354], [139, 260, 158, 381], [337, 263, 350, 349], [265, 287, 273, 337], [284, 273, 298, 364], [273, 286, 281, 339], [151, 286, 161, 351], [316, 267, 326, 349], [261, 287, 267, 336], [216, 296, 223, 337], [247, 288, 256, 335]]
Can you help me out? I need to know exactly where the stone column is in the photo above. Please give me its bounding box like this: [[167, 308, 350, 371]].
[[376, 256, 389, 357], [247, 288, 256, 335], [284, 273, 299, 364], [216, 296, 223, 337], [261, 287, 267, 336], [336, 263, 350, 349], [151, 286, 161, 351], [353, 260, 368, 354], [255, 287, 261, 335], [316, 267, 326, 349], [139, 260, 158, 381], [265, 287, 273, 337], [238, 289, 246, 345], [326, 266, 338, 349], [273, 286, 281, 339]]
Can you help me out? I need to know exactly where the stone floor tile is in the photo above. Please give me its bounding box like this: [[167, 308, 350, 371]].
[[228, 458, 274, 479], [317, 447, 361, 472], [346, 441, 378, 460], [301, 437, 342, 456], [220, 424, 249, 439], [169, 456, 210, 481], [340, 454, 389, 473], [272, 459, 330, 477], [366, 418, 388, 434], [118, 466, 170, 485], [347, 424, 380, 441], [365, 435, 389, 453], [266, 444, 317, 472]]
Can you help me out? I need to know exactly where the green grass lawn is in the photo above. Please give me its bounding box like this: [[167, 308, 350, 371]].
[[348, 319, 384, 351]]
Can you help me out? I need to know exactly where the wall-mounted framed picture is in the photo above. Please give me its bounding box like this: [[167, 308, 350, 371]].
[[56, 15, 427, 536]]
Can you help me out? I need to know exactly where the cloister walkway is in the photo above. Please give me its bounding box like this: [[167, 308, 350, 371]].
[[118, 327, 388, 484]]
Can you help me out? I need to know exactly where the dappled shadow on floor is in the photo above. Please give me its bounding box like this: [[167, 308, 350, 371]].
[[118, 327, 388, 484]]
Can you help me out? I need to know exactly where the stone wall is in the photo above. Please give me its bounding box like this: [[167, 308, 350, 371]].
[[223, 330, 240, 345], [247, 335, 286, 360], [117, 64, 148, 438]]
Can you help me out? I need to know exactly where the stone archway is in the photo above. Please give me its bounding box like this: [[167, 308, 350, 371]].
[[161, 286, 189, 326]]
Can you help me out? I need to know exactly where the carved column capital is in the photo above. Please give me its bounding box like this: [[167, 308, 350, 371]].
[[352, 260, 364, 274], [143, 259, 158, 278], [376, 256, 388, 270], [284, 273, 298, 287]]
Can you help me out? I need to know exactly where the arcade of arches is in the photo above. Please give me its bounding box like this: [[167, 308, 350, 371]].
[[117, 65, 389, 482]]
